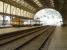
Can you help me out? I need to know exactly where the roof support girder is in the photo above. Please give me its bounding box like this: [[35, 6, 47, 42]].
[[0, 12, 33, 20], [0, 0, 35, 13]]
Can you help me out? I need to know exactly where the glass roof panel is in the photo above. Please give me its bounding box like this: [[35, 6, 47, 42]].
[[32, 0, 43, 7], [12, 0, 36, 12]]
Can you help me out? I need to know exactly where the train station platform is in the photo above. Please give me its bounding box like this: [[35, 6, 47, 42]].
[[1, 26, 67, 50], [0, 26, 55, 50], [0, 26, 39, 35], [47, 26, 67, 50]]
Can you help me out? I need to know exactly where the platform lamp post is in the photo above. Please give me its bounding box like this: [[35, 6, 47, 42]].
[[2, 2, 5, 27], [10, 4, 12, 26], [29, 19, 31, 26]]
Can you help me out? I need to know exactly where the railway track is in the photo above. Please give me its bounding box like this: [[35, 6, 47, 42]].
[[15, 26, 55, 50], [0, 26, 55, 50], [0, 26, 46, 46]]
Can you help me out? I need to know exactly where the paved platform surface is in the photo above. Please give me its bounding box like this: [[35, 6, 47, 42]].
[[47, 26, 67, 50], [0, 27, 38, 35]]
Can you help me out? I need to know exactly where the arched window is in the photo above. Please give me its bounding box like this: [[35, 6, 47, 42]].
[[34, 8, 63, 26]]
